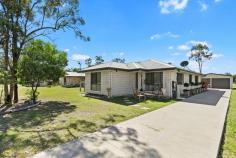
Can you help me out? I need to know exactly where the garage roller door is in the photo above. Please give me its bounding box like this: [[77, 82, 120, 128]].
[[212, 78, 230, 89]]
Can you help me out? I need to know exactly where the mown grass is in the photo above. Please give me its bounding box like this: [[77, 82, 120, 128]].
[[221, 84, 236, 158], [0, 86, 175, 158]]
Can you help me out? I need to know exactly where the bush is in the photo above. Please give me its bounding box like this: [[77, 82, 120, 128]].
[[184, 83, 189, 87]]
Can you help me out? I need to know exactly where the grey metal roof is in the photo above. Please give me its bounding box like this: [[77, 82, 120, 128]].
[[82, 59, 175, 71], [65, 72, 85, 77], [81, 59, 201, 75], [204, 73, 233, 77]]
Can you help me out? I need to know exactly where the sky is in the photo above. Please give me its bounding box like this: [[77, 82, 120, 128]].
[[50, 0, 236, 74]]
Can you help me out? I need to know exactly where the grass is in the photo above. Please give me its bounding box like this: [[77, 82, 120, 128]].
[[221, 84, 236, 158], [0, 86, 176, 158]]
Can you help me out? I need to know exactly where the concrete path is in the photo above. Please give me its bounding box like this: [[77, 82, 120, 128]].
[[32, 89, 231, 158]]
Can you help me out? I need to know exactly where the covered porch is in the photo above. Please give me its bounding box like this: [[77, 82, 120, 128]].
[[132, 71, 171, 99]]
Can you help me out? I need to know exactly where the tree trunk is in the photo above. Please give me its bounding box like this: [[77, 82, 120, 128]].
[[31, 82, 38, 104], [10, 83, 14, 101], [13, 82, 18, 103], [3, 28, 10, 104], [12, 65, 18, 103], [4, 84, 8, 103], [198, 61, 202, 74], [12, 22, 19, 103]]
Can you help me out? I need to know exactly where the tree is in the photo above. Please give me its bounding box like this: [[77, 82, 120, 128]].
[[95, 56, 104, 65], [233, 74, 236, 83], [85, 58, 92, 67], [0, 0, 88, 103], [225, 72, 232, 76], [78, 61, 82, 70], [112, 58, 125, 63], [189, 44, 213, 73], [72, 68, 80, 72], [18, 40, 67, 103]]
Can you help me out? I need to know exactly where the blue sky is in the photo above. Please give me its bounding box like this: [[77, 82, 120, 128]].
[[51, 0, 236, 74]]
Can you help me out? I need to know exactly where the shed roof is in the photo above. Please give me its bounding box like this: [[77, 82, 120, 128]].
[[65, 72, 85, 77]]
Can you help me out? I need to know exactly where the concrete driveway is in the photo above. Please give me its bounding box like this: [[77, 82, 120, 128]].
[[32, 89, 231, 158]]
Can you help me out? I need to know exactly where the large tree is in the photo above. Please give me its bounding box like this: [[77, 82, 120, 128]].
[[112, 58, 125, 63], [18, 40, 67, 103], [85, 58, 92, 67], [95, 56, 104, 65], [0, 0, 88, 103], [189, 44, 213, 73], [233, 74, 236, 83]]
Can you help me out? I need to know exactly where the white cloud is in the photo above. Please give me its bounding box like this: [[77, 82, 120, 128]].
[[159, 0, 189, 14], [177, 44, 190, 51], [72, 53, 90, 61], [64, 49, 70, 52], [214, 0, 222, 2], [166, 32, 180, 38], [171, 52, 181, 56], [119, 52, 125, 56], [150, 32, 180, 40], [199, 2, 208, 12], [168, 46, 174, 50], [212, 53, 223, 59], [73, 46, 78, 49], [150, 33, 161, 40]]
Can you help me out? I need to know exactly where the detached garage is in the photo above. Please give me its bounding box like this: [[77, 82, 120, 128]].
[[202, 73, 233, 89]]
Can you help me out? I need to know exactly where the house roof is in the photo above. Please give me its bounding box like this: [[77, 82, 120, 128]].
[[204, 73, 233, 77], [65, 72, 85, 77], [81, 59, 201, 75]]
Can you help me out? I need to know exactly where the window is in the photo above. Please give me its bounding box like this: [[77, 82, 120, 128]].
[[195, 76, 199, 84], [135, 72, 138, 89], [64, 77, 67, 84], [177, 73, 184, 85], [145, 72, 163, 90], [91, 72, 101, 91], [189, 75, 192, 83]]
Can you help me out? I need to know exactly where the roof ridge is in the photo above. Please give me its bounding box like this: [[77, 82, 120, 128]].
[[149, 59, 175, 67]]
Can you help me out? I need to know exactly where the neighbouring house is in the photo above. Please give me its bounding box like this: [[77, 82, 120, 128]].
[[81, 59, 203, 98], [59, 72, 85, 87], [202, 73, 233, 89]]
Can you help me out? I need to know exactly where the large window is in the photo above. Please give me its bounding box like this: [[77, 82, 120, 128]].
[[189, 75, 192, 83], [177, 73, 184, 85], [195, 76, 199, 84], [145, 72, 163, 91], [91, 72, 101, 91]]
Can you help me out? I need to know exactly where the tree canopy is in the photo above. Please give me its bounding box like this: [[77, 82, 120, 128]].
[[95, 56, 104, 65], [18, 40, 67, 103], [189, 44, 213, 73], [85, 58, 92, 67], [112, 58, 125, 63]]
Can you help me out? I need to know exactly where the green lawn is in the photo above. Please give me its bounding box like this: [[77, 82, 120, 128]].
[[0, 86, 175, 158], [221, 84, 236, 158]]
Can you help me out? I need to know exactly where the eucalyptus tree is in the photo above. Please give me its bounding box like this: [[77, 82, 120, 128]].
[[189, 44, 213, 73], [112, 58, 125, 63], [85, 58, 92, 67], [95, 56, 104, 65], [0, 0, 88, 103]]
